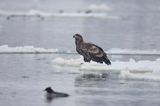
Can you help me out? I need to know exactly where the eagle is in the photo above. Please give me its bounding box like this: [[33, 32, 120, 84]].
[[73, 34, 111, 65]]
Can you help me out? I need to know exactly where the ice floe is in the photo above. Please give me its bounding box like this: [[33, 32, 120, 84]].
[[52, 57, 160, 81], [0, 45, 160, 55], [108, 48, 160, 55], [0, 9, 119, 19], [0, 45, 58, 53], [86, 4, 112, 12]]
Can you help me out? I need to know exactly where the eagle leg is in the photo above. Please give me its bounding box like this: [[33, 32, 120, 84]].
[[84, 57, 91, 62]]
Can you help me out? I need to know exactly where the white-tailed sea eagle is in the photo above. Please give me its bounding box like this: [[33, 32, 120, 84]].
[[73, 34, 111, 65]]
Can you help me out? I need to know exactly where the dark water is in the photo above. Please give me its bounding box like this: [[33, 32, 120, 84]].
[[0, 0, 160, 106]]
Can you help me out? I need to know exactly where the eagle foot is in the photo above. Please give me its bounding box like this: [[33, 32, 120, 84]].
[[84, 57, 91, 62]]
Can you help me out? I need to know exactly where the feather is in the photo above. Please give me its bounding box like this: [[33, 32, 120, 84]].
[[73, 34, 111, 65]]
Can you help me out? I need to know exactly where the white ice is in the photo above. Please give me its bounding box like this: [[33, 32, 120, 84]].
[[0, 9, 119, 19], [108, 48, 160, 55], [86, 4, 112, 12], [1, 45, 160, 55], [0, 45, 58, 53], [52, 57, 160, 81]]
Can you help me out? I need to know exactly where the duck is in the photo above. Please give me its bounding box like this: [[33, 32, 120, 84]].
[[44, 87, 69, 100]]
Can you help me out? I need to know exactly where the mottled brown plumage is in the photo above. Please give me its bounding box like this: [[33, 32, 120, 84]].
[[73, 34, 111, 65]]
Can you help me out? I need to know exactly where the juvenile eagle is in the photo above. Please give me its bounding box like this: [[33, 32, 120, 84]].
[[73, 34, 111, 65]]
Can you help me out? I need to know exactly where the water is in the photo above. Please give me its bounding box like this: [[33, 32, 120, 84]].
[[0, 0, 160, 50], [0, 0, 160, 106], [0, 54, 160, 106]]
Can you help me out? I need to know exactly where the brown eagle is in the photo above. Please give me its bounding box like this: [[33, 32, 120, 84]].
[[73, 34, 111, 65]]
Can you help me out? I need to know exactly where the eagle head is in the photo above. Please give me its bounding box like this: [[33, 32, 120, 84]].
[[73, 34, 83, 42]]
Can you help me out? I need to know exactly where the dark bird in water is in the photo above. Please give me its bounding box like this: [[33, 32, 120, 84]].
[[44, 87, 69, 101], [73, 34, 111, 65]]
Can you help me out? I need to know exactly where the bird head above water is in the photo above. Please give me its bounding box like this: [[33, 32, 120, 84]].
[[44, 87, 55, 93], [44, 87, 69, 97], [73, 34, 83, 42]]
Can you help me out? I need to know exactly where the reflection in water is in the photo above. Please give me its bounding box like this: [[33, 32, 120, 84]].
[[74, 73, 112, 106], [74, 73, 113, 88], [74, 73, 109, 96], [74, 72, 160, 106], [75, 73, 108, 86], [45, 94, 54, 103]]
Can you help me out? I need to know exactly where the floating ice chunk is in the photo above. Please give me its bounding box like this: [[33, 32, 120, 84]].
[[28, 9, 41, 15], [108, 48, 160, 55], [52, 57, 83, 67], [80, 59, 153, 74], [0, 9, 119, 19], [52, 56, 160, 81], [52, 57, 156, 72], [0, 45, 58, 53], [119, 69, 160, 81], [87, 4, 112, 12]]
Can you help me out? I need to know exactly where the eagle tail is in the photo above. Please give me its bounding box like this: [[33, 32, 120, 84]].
[[103, 56, 111, 65]]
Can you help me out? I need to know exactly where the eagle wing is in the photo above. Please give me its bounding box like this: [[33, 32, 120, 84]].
[[81, 42, 111, 65]]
